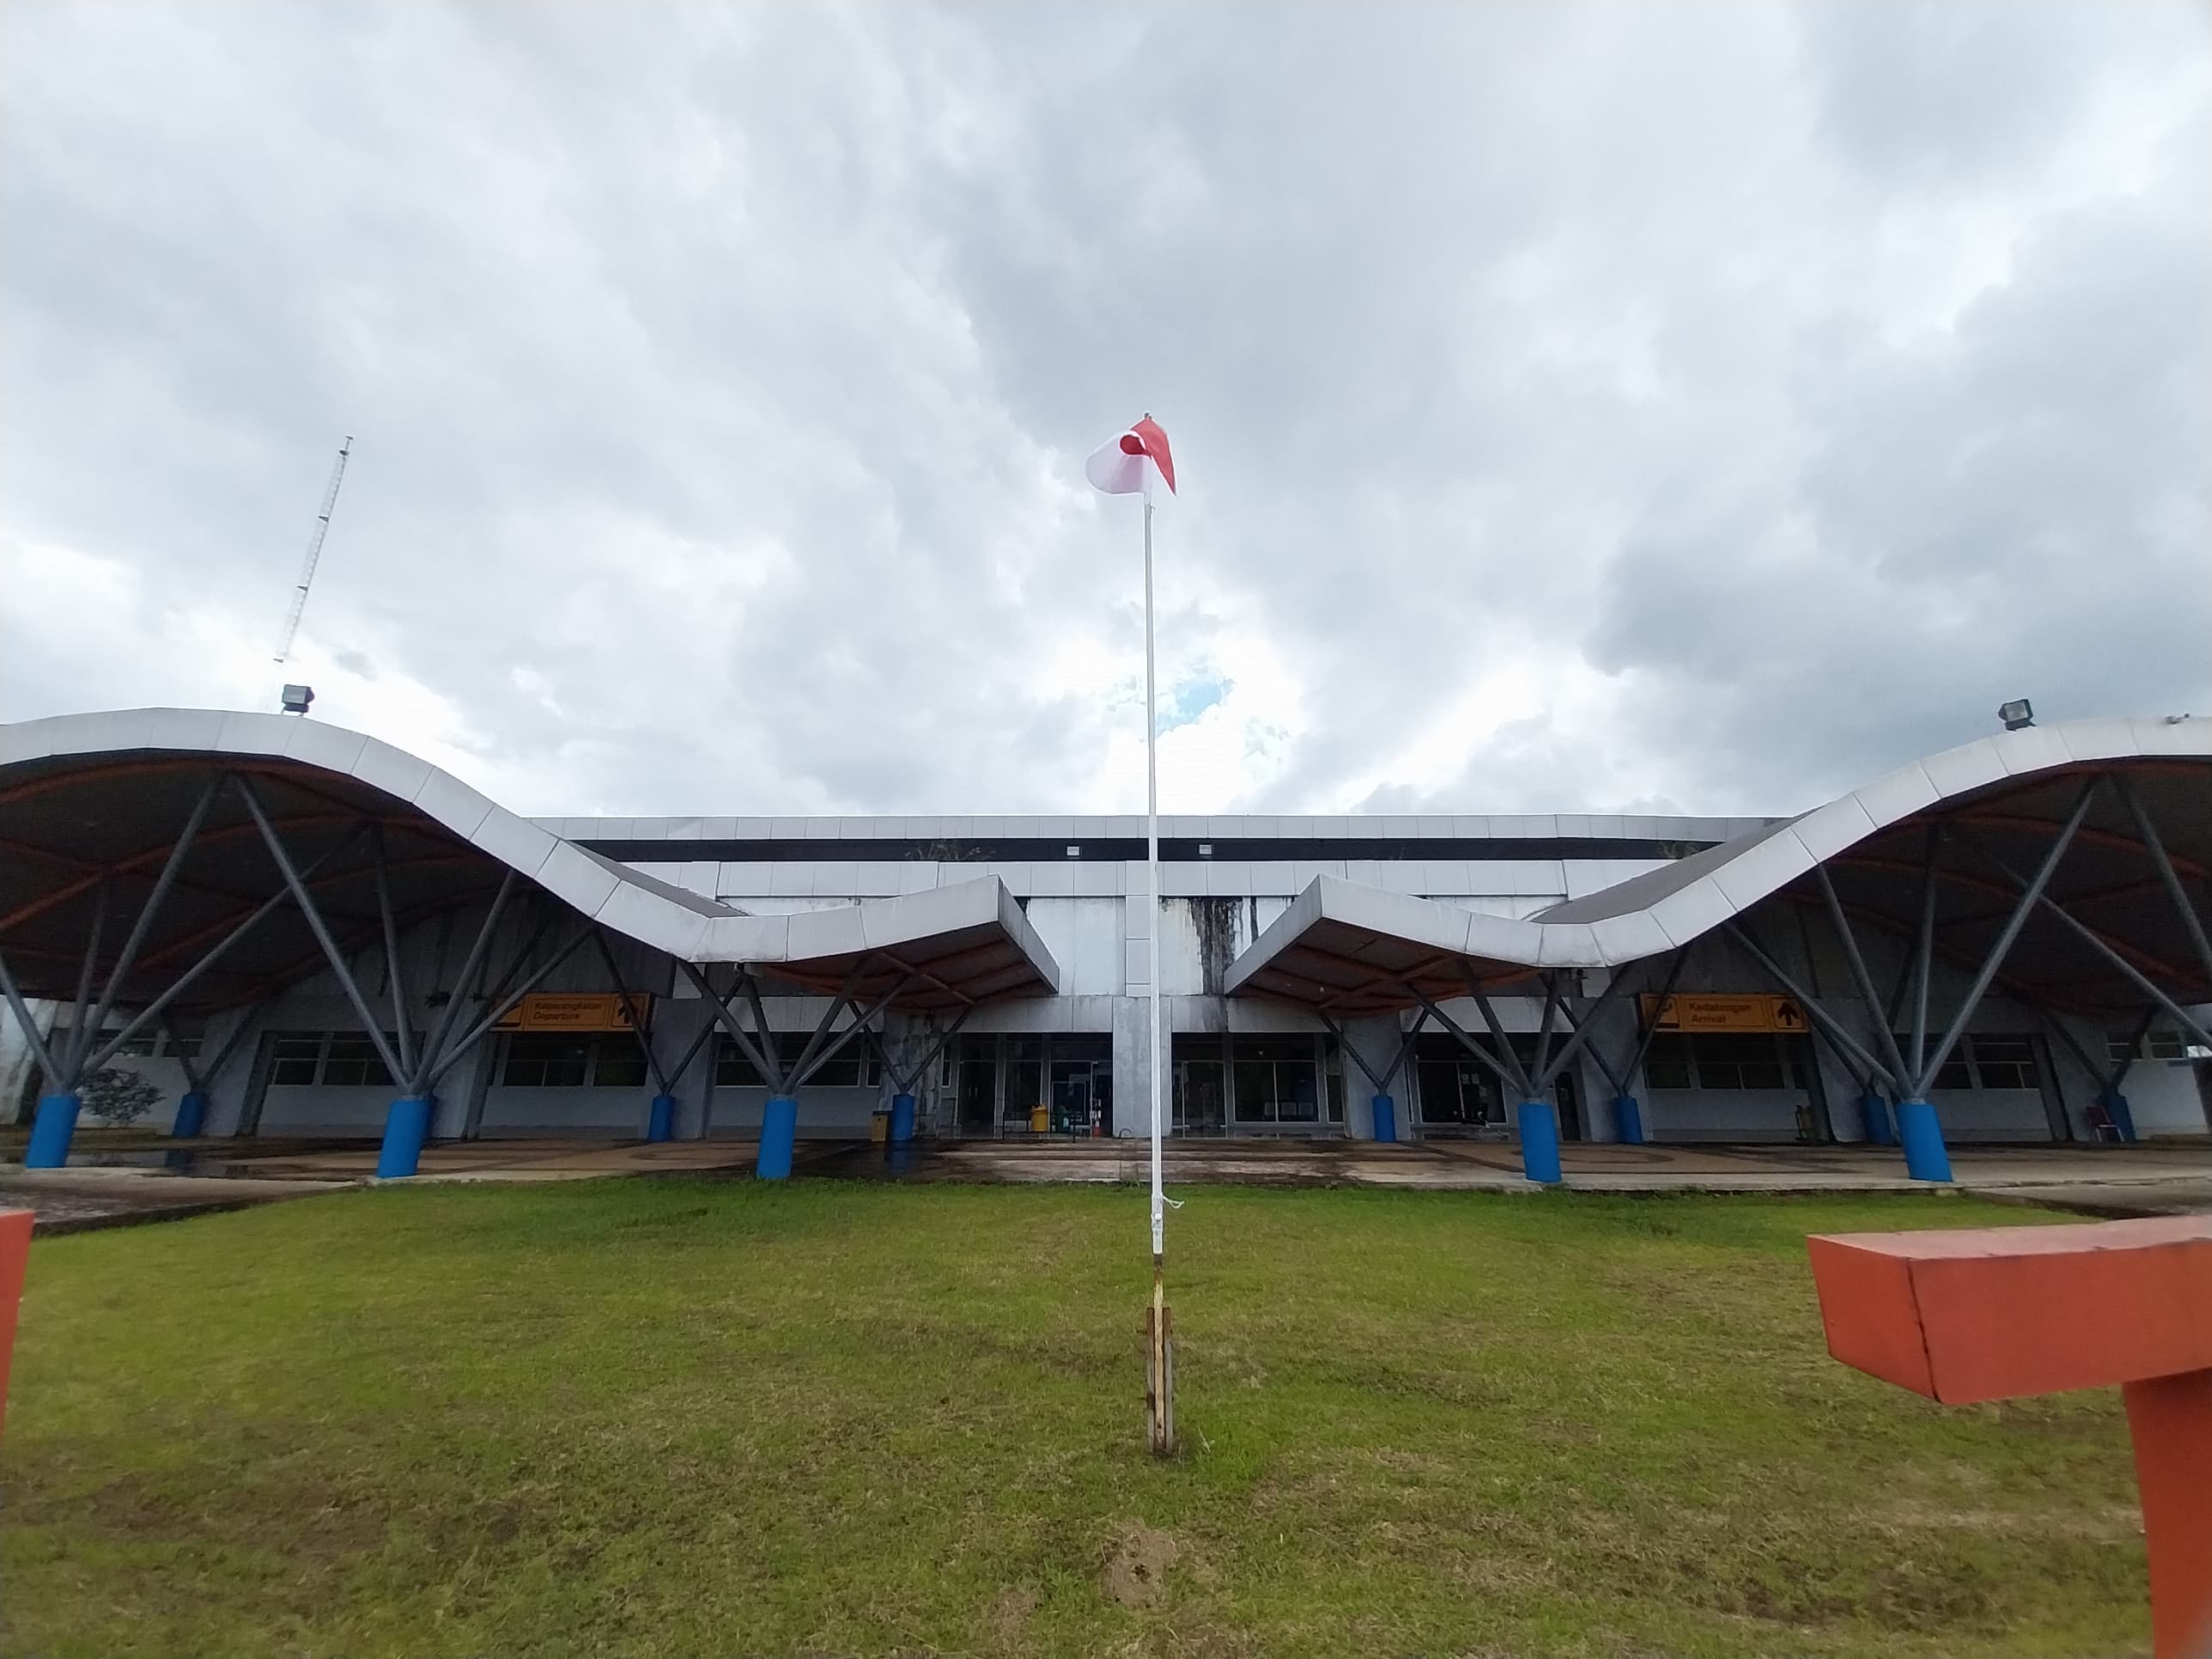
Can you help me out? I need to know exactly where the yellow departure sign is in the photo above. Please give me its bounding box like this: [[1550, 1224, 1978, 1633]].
[[495, 993, 652, 1033], [1639, 993, 1808, 1034]]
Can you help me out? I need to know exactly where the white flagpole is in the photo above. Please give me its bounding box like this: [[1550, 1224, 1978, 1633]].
[[1143, 470, 1164, 1262], [1140, 452, 1174, 1455]]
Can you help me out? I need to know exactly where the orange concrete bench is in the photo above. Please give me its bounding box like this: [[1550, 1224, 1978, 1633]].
[[0, 1208, 27, 1440], [1808, 1216, 2212, 1658]]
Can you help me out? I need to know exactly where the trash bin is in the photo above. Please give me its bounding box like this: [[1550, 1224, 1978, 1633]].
[[870, 1109, 890, 1145], [1030, 1104, 1049, 1134]]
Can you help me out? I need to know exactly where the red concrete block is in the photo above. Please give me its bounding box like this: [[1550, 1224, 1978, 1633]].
[[1807, 1215, 2212, 1404], [0, 1207, 28, 1441], [2127, 1369, 2212, 1659], [1808, 1216, 2212, 1659]]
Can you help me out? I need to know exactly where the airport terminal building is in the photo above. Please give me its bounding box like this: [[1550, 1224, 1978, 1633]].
[[3, 708, 2208, 1182]]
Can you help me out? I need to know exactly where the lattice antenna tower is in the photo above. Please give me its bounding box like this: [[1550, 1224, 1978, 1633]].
[[272, 435, 353, 664]]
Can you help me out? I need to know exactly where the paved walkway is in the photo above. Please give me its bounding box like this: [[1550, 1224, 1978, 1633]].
[[3, 1132, 2206, 1228]]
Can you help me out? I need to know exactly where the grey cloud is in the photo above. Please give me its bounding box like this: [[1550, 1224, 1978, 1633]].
[[3, 1, 2204, 821]]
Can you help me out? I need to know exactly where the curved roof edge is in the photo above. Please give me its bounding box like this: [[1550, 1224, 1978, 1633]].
[[1224, 716, 2212, 1005], [0, 708, 1061, 997]]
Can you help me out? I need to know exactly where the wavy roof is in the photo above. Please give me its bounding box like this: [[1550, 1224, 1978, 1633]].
[[0, 708, 1060, 1014], [1224, 718, 2212, 1015]]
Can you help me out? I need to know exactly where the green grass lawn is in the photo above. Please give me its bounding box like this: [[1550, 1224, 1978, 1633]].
[[0, 1182, 2148, 1658]]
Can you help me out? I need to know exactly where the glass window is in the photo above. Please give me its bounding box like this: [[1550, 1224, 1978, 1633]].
[[592, 1042, 651, 1089], [1232, 1060, 1277, 1121], [1690, 1035, 1786, 1091], [2148, 1030, 2187, 1061], [321, 1035, 395, 1088], [1642, 1032, 1692, 1090], [1969, 1036, 2036, 1090], [270, 1035, 324, 1086], [2106, 1032, 2140, 1063], [501, 1035, 590, 1088], [1895, 1036, 1972, 1091], [714, 1037, 765, 1087], [110, 1030, 159, 1058], [1173, 1036, 1225, 1133], [774, 1032, 877, 1088]]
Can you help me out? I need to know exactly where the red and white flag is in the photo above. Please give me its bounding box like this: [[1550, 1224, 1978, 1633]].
[[1085, 415, 1176, 496]]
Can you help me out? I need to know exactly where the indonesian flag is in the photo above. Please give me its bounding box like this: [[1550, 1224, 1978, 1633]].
[[1085, 415, 1176, 495]]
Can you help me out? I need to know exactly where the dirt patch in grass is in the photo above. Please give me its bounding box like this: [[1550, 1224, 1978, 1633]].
[[987, 1586, 1037, 1648], [1101, 1519, 1180, 1608]]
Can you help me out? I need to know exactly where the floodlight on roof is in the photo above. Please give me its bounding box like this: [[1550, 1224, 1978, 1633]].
[[279, 684, 315, 715], [1998, 698, 2034, 732]]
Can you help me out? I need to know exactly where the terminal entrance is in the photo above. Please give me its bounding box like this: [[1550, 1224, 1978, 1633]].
[[947, 1034, 1111, 1136]]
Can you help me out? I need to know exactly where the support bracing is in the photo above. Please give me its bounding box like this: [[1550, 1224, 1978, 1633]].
[[1959, 835, 2212, 1059], [234, 776, 405, 1085], [370, 825, 416, 1083], [2118, 775, 2212, 995]]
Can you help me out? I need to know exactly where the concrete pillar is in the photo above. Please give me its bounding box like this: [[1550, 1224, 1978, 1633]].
[[1859, 1092, 1896, 1146], [375, 1096, 434, 1178], [758, 1094, 798, 1179], [24, 1093, 81, 1169], [1895, 1098, 1952, 1182], [1611, 1094, 1644, 1145], [1517, 1099, 1562, 1184], [1370, 1094, 1398, 1143], [172, 1091, 210, 1139]]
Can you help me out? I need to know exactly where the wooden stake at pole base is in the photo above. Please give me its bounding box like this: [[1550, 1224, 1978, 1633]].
[[1146, 1263, 1176, 1456]]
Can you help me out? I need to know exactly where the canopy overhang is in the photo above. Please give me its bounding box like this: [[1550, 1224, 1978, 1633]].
[[0, 709, 1059, 1019], [1227, 720, 2212, 1020]]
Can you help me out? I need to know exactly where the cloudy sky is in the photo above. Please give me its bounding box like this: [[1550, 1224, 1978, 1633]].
[[3, 2, 2205, 821]]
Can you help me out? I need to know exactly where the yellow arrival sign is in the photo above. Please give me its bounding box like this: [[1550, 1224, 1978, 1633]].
[[495, 993, 653, 1033], [1640, 993, 1808, 1034]]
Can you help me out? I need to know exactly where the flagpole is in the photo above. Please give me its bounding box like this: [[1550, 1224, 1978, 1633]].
[[1141, 460, 1174, 1456]]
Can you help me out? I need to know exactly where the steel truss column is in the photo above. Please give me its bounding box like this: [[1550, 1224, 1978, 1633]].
[[587, 927, 673, 1140], [1413, 969, 1561, 1185], [1604, 948, 1688, 1145], [1538, 964, 1650, 1143], [675, 961, 788, 1173], [79, 777, 221, 1075], [61, 880, 110, 1085], [15, 800, 368, 1169], [163, 1001, 267, 1139], [368, 825, 416, 1085], [1814, 865, 1915, 1102], [872, 1004, 971, 1146], [1315, 1007, 1427, 1145], [1909, 826, 1942, 1087], [234, 777, 406, 1086], [1884, 780, 2100, 1182]]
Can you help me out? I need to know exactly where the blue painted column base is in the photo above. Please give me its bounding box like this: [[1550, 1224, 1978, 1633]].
[[1894, 1098, 1952, 1182], [24, 1093, 82, 1170], [646, 1094, 676, 1143], [2099, 1091, 2138, 1143], [172, 1090, 210, 1139], [758, 1095, 798, 1180], [375, 1097, 434, 1179], [889, 1092, 917, 1145], [1611, 1094, 1644, 1146], [1859, 1092, 1896, 1146], [1517, 1100, 1563, 1185], [1370, 1094, 1397, 1144]]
